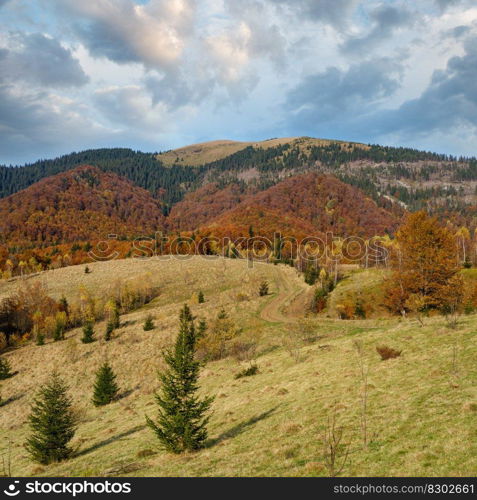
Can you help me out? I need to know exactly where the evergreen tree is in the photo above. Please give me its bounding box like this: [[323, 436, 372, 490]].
[[143, 315, 155, 331], [259, 281, 269, 296], [146, 304, 214, 453], [36, 333, 45, 346], [81, 321, 95, 344], [92, 361, 119, 407], [0, 357, 12, 380], [84, 266, 91, 274], [25, 372, 76, 464], [104, 321, 114, 341], [198, 291, 205, 304]]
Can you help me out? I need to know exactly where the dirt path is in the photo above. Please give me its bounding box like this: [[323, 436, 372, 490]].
[[260, 266, 308, 324]]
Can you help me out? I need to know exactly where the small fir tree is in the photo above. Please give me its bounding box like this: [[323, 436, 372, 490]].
[[259, 281, 269, 296], [146, 304, 214, 453], [0, 357, 13, 380], [36, 333, 45, 346], [25, 372, 76, 464], [198, 291, 205, 304], [81, 321, 95, 344], [143, 315, 155, 331], [84, 266, 91, 274], [92, 361, 119, 407]]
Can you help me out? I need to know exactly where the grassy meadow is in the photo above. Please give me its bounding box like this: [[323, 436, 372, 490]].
[[1, 257, 476, 477]]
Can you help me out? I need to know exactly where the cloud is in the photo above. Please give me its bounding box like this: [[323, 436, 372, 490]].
[[341, 4, 413, 54], [435, 0, 472, 11], [0, 32, 88, 88], [93, 85, 168, 129], [267, 0, 358, 29], [286, 57, 403, 124], [0, 83, 105, 164], [52, 0, 196, 71], [368, 35, 477, 136]]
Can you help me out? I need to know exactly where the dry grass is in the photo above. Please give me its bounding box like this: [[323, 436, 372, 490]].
[[1, 262, 477, 477], [157, 137, 368, 167]]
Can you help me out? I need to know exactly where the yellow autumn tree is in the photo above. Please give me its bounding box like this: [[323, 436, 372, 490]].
[[385, 211, 463, 315]]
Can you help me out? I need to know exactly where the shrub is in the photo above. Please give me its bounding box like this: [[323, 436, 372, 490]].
[[0, 357, 13, 380], [143, 315, 155, 331], [198, 291, 205, 304], [376, 345, 402, 361], [104, 321, 114, 341], [259, 281, 269, 297], [234, 364, 259, 379], [84, 266, 91, 274], [196, 311, 239, 361]]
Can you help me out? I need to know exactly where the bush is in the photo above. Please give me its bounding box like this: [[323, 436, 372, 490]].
[[376, 345, 402, 361], [234, 364, 259, 379], [196, 312, 239, 361], [259, 281, 269, 297], [0, 357, 13, 380], [143, 315, 155, 331], [104, 321, 114, 341], [198, 291, 205, 304]]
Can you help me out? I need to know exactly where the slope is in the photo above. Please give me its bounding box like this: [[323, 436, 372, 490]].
[[0, 259, 476, 477], [0, 165, 166, 247]]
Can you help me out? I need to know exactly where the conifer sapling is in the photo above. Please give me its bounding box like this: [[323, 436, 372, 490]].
[[81, 321, 95, 344], [92, 361, 119, 407], [25, 372, 76, 464], [143, 315, 155, 331], [146, 304, 214, 453], [0, 357, 13, 380]]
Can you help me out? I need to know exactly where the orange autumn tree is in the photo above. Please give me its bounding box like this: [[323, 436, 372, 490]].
[[385, 211, 463, 316]]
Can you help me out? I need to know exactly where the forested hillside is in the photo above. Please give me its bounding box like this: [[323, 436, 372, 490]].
[[0, 165, 166, 247], [2, 138, 476, 218]]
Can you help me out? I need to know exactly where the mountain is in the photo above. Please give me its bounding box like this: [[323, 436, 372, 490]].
[[2, 137, 476, 219], [0, 165, 165, 247], [171, 173, 398, 238]]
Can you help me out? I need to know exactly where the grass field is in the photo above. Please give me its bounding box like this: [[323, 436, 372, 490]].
[[1, 257, 476, 477], [157, 137, 368, 166]]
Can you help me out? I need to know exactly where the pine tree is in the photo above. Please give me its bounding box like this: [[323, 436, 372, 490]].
[[36, 333, 45, 346], [84, 266, 91, 274], [92, 361, 119, 407], [104, 321, 114, 341], [25, 372, 76, 464], [143, 315, 155, 331], [259, 281, 269, 296], [146, 304, 214, 453], [0, 357, 12, 380], [198, 291, 205, 304], [81, 321, 95, 344]]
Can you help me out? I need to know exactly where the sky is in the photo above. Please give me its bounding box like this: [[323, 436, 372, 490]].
[[0, 0, 477, 164]]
